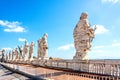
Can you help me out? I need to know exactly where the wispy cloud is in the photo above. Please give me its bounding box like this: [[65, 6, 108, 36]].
[[93, 45, 105, 49], [94, 25, 109, 34], [92, 45, 105, 53], [113, 40, 118, 43], [91, 49, 104, 53], [112, 43, 120, 47], [18, 38, 27, 42], [102, 0, 120, 4], [2, 47, 12, 51], [58, 44, 74, 50], [0, 20, 26, 32]]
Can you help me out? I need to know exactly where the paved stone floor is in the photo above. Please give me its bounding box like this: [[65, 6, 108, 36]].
[[4, 63, 94, 80], [0, 65, 29, 80]]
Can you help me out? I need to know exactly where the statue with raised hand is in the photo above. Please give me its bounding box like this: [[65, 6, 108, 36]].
[[73, 12, 95, 60]]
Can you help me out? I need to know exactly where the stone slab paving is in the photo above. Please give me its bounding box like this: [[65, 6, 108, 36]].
[[0, 65, 29, 80], [4, 63, 95, 80]]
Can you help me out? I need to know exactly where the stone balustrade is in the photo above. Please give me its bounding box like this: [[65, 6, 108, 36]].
[[40, 59, 120, 77], [6, 59, 120, 78], [3, 60, 120, 80]]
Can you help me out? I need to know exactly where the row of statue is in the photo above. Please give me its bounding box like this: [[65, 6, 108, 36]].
[[4, 33, 48, 61], [1, 12, 95, 61]]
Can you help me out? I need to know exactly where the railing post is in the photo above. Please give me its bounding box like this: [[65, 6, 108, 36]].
[[57, 62, 59, 67], [66, 62, 68, 69]]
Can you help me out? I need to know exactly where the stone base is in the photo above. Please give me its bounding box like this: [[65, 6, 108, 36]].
[[28, 58, 34, 61], [73, 55, 88, 60], [38, 57, 49, 60]]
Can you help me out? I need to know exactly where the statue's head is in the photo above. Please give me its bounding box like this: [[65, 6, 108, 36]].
[[31, 42, 35, 46], [25, 40, 28, 45], [15, 48, 18, 50], [12, 50, 15, 53], [80, 12, 88, 20], [2, 49, 5, 53], [44, 33, 48, 38]]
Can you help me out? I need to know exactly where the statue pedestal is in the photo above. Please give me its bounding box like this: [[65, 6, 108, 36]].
[[42, 57, 49, 60], [38, 57, 49, 60], [73, 53, 88, 60], [28, 58, 33, 62], [73, 56, 83, 60]]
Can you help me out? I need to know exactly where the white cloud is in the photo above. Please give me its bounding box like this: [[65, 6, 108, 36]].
[[94, 25, 109, 34], [2, 47, 12, 51], [91, 50, 104, 53], [18, 38, 27, 42], [113, 40, 118, 43], [112, 43, 120, 47], [0, 20, 26, 32], [58, 44, 74, 50], [102, 0, 120, 4], [93, 45, 105, 49]]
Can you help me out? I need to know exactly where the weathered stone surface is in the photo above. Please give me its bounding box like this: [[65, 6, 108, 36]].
[[18, 46, 23, 60], [5, 53, 8, 61], [37, 33, 48, 60], [15, 48, 19, 60], [12, 50, 15, 61], [23, 41, 29, 61], [9, 51, 11, 60], [73, 12, 95, 60], [28, 42, 35, 61]]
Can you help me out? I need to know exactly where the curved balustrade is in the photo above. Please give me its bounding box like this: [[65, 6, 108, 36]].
[[43, 59, 120, 77], [4, 59, 120, 80]]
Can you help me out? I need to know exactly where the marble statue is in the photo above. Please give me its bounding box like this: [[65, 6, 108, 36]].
[[18, 46, 23, 60], [37, 38, 42, 59], [23, 41, 29, 60], [12, 50, 15, 61], [6, 54, 8, 61], [1, 49, 5, 62], [9, 51, 11, 60], [73, 12, 95, 60], [37, 33, 48, 59], [15, 48, 19, 60], [42, 33, 48, 58], [28, 42, 35, 60]]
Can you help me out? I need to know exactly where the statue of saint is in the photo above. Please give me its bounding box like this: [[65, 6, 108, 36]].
[[1, 49, 5, 62], [12, 50, 15, 61], [73, 12, 95, 60], [9, 51, 11, 60], [37, 33, 48, 59], [37, 38, 42, 59], [42, 33, 48, 58], [28, 42, 35, 60], [18, 46, 23, 60], [23, 41, 29, 60], [6, 54, 8, 61], [15, 48, 19, 60]]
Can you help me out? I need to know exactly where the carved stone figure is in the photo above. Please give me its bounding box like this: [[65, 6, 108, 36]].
[[42, 33, 48, 58], [12, 50, 15, 61], [23, 41, 29, 60], [1, 49, 5, 62], [37, 38, 42, 59], [9, 51, 11, 60], [18, 46, 23, 60], [37, 33, 48, 59], [28, 42, 35, 60], [15, 48, 19, 60], [6, 54, 8, 61], [73, 12, 95, 60]]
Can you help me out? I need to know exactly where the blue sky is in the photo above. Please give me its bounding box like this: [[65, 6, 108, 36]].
[[0, 0, 120, 59]]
